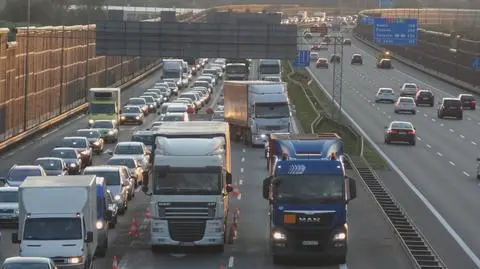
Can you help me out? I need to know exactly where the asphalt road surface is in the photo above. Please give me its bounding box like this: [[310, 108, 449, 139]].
[[303, 32, 480, 268], [0, 58, 412, 269]]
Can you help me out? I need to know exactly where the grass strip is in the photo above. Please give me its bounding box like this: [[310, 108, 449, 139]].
[[282, 61, 386, 170]]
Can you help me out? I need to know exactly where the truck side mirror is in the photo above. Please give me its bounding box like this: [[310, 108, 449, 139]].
[[348, 177, 357, 201], [262, 177, 271, 200], [12, 233, 20, 244], [226, 172, 232, 185], [85, 231, 93, 243]]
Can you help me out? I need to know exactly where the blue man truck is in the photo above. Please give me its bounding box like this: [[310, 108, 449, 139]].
[[262, 133, 357, 264]]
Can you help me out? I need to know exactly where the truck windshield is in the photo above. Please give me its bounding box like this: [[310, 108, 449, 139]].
[[273, 175, 344, 202], [163, 71, 180, 79], [4, 263, 49, 269], [153, 171, 221, 195], [255, 103, 290, 118], [90, 103, 115, 114], [226, 65, 247, 74], [23, 217, 82, 240], [259, 65, 280, 74]]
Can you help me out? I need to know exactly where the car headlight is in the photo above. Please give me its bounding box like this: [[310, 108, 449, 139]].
[[114, 195, 121, 200], [272, 231, 286, 240], [70, 163, 77, 168], [192, 67, 196, 71], [135, 116, 140, 120], [121, 116, 125, 120], [80, 150, 89, 155], [93, 141, 100, 146], [88, 119, 94, 125], [163, 97, 168, 100], [14, 209, 19, 215], [67, 257, 83, 264], [142, 107, 147, 111], [96, 220, 104, 229], [108, 204, 116, 211], [260, 134, 267, 139], [333, 232, 346, 241], [108, 130, 114, 135], [176, 81, 181, 86]]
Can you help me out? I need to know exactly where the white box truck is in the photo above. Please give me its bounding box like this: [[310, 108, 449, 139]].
[[12, 175, 97, 269]]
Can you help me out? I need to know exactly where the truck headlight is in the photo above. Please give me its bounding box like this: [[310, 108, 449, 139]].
[[333, 232, 346, 241], [114, 195, 121, 200], [96, 220, 104, 229], [67, 257, 83, 264], [149, 104, 154, 108], [135, 116, 140, 120], [88, 119, 94, 125], [176, 81, 181, 86], [272, 231, 286, 240], [260, 134, 267, 139], [108, 130, 114, 135]]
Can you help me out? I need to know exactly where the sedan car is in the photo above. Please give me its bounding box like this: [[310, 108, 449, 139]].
[[162, 80, 179, 95], [149, 88, 170, 101], [140, 95, 157, 113], [316, 58, 329, 68], [33, 157, 68, 176], [75, 129, 104, 153], [60, 136, 92, 167], [126, 98, 148, 115], [0, 187, 19, 225], [437, 98, 463, 119], [415, 90, 434, 106], [161, 112, 190, 122], [179, 92, 202, 109], [458, 94, 476, 110], [351, 54, 363, 65], [120, 105, 144, 125], [142, 92, 163, 107], [0, 165, 46, 187], [2, 257, 58, 269], [394, 97, 416, 114], [384, 121, 416, 145], [377, 59, 392, 69], [49, 147, 82, 174], [399, 83, 418, 97], [91, 120, 119, 143], [106, 157, 144, 188], [374, 88, 396, 103]]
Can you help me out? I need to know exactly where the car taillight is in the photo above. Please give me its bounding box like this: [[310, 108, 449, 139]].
[[408, 130, 416, 135], [472, 100, 477, 104], [387, 130, 397, 134]]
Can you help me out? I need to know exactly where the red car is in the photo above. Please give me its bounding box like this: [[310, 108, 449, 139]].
[[458, 94, 476, 110], [316, 58, 329, 68], [311, 44, 321, 51]]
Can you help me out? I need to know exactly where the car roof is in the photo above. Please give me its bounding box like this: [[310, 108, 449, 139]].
[[398, 97, 414, 100], [459, 93, 473, 97], [352, 54, 362, 56], [93, 120, 114, 123], [133, 130, 156, 135], [10, 165, 43, 170], [84, 165, 123, 172], [116, 141, 144, 146], [35, 157, 63, 162], [77, 129, 100, 133], [403, 83, 417, 86], [124, 105, 142, 109], [379, 87, 393, 91], [390, 121, 413, 126], [165, 112, 186, 116], [4, 256, 51, 264], [52, 147, 77, 151], [108, 156, 137, 161], [443, 97, 460, 101], [168, 103, 188, 107]]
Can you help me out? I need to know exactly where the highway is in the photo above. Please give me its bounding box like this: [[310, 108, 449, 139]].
[[303, 32, 480, 268], [0, 58, 412, 269]]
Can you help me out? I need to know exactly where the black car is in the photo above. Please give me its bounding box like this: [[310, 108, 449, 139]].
[[75, 129, 104, 154], [384, 121, 416, 145], [49, 147, 83, 174], [330, 54, 341, 63], [120, 106, 144, 125], [377, 59, 392, 69], [351, 54, 363, 65], [415, 90, 434, 106], [458, 94, 476, 110], [343, 39, 352, 45], [437, 98, 463, 120]]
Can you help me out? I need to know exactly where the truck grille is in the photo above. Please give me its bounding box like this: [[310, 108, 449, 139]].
[[294, 212, 335, 227], [168, 220, 206, 242], [159, 202, 214, 219], [0, 209, 13, 214]]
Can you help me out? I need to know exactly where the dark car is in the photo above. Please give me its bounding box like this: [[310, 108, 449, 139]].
[[316, 58, 329, 68], [384, 121, 416, 145], [458, 94, 476, 110], [437, 98, 463, 120], [343, 39, 352, 45], [377, 59, 392, 69], [351, 54, 363, 65], [415, 90, 434, 106], [60, 137, 92, 167], [75, 129, 104, 154], [106, 157, 144, 188], [49, 147, 83, 174], [120, 106, 144, 125], [33, 157, 68, 176], [140, 95, 157, 113], [330, 54, 341, 63], [0, 165, 46, 187]]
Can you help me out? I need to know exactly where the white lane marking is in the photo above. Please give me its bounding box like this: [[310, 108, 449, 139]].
[[449, 128, 455, 133], [417, 137, 422, 141], [19, 145, 26, 150], [426, 144, 431, 148], [440, 123, 444, 127], [241, 157, 245, 162], [416, 110, 420, 113], [449, 161, 456, 166], [306, 67, 480, 268], [240, 168, 244, 173], [467, 117, 471, 121], [239, 180, 243, 185], [41, 128, 59, 138], [436, 152, 443, 157], [242, 149, 246, 153], [424, 113, 428, 117], [472, 141, 477, 145], [431, 118, 436, 122], [460, 135, 465, 139], [228, 256, 234, 267], [463, 171, 471, 177], [237, 193, 242, 200]]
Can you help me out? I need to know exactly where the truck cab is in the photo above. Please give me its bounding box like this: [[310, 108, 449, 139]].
[[162, 60, 185, 89], [225, 63, 249, 80], [262, 157, 356, 264], [258, 59, 281, 81], [88, 88, 121, 127]]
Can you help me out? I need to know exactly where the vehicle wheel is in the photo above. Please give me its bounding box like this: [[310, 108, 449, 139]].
[[412, 111, 416, 115], [410, 140, 416, 146]]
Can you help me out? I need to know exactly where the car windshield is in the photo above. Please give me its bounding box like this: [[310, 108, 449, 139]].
[[132, 134, 154, 145], [167, 106, 186, 113], [92, 121, 114, 129], [404, 84, 416, 89], [0, 191, 18, 203], [399, 98, 413, 103], [107, 158, 136, 168], [153, 171, 221, 195], [259, 65, 280, 74], [460, 95, 474, 100], [161, 115, 184, 121], [62, 139, 87, 148], [203, 69, 216, 75], [444, 100, 461, 107], [419, 91, 432, 96], [197, 77, 212, 83], [225, 65, 247, 74], [166, 82, 176, 87], [391, 122, 413, 129], [34, 159, 62, 170], [123, 107, 141, 113], [114, 145, 143, 155], [89, 103, 115, 114], [7, 168, 42, 183], [274, 175, 344, 202], [83, 170, 120, 185], [141, 96, 155, 103], [255, 103, 290, 118], [193, 82, 208, 88], [50, 149, 77, 159], [76, 130, 100, 138], [353, 55, 361, 59], [127, 99, 145, 105], [162, 71, 180, 79], [3, 263, 49, 269], [23, 217, 82, 240], [180, 94, 196, 100]]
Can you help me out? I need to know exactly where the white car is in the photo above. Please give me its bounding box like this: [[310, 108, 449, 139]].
[[394, 97, 416, 114], [374, 88, 396, 103], [310, 52, 319, 61], [400, 83, 418, 96]]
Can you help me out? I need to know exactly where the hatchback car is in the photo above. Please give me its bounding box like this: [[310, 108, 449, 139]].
[[437, 98, 463, 119], [351, 54, 363, 65], [316, 58, 329, 68], [49, 147, 82, 174], [0, 187, 19, 225], [91, 120, 119, 143], [377, 59, 392, 69], [33, 157, 68, 176], [415, 90, 434, 106], [120, 106, 144, 125], [374, 88, 396, 103], [75, 129, 104, 153], [60, 137, 92, 166], [384, 121, 416, 145], [458, 94, 476, 110], [394, 97, 416, 114], [0, 165, 46, 187], [399, 83, 418, 96], [126, 98, 148, 115], [110, 141, 151, 172], [310, 52, 319, 62]]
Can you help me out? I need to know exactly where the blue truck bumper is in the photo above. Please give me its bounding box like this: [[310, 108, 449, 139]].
[[271, 239, 347, 260]]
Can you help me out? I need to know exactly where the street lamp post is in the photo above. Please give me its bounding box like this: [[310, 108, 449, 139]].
[[23, 0, 31, 132]]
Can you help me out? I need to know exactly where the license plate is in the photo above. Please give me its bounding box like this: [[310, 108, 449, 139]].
[[399, 131, 406, 135], [179, 242, 194, 247], [302, 240, 319, 246]]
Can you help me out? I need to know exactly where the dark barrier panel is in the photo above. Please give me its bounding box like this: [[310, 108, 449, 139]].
[[107, 10, 125, 21], [95, 21, 298, 59], [161, 11, 177, 22], [207, 11, 281, 25], [354, 23, 480, 87]]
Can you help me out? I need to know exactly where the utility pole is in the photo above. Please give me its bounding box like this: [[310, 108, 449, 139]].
[[331, 36, 344, 121]]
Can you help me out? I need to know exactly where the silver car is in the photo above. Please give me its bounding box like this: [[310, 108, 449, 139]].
[[399, 83, 418, 96], [394, 97, 417, 114], [91, 120, 119, 143], [374, 88, 396, 103]]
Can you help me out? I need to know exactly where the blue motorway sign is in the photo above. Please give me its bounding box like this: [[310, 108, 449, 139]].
[[373, 18, 417, 45], [379, 0, 395, 8], [360, 17, 377, 25], [293, 50, 310, 68], [472, 57, 480, 72]]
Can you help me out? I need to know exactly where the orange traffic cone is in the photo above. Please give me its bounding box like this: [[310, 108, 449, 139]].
[[128, 216, 139, 238], [145, 208, 151, 220], [112, 256, 119, 269]]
